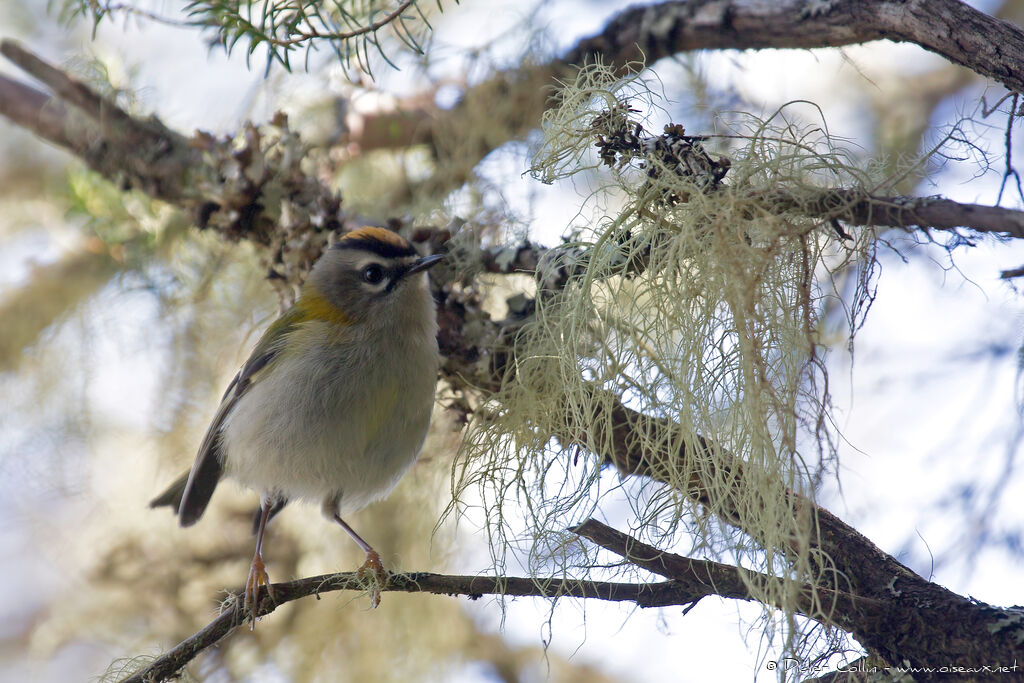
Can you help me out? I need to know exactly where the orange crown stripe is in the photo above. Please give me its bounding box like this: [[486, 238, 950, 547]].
[[342, 227, 410, 249], [335, 227, 417, 259]]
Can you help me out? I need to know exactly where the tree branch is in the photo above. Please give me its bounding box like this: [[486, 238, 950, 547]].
[[570, 520, 896, 640], [0, 69, 74, 149], [343, 0, 1024, 193], [120, 568, 742, 683], [2, 40, 143, 131], [0, 40, 346, 290], [559, 0, 1024, 95], [768, 189, 1024, 239], [562, 399, 1024, 669], [128, 516, 1018, 682], [263, 0, 417, 48]]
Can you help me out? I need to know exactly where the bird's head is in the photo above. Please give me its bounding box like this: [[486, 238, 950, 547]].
[[300, 227, 443, 328]]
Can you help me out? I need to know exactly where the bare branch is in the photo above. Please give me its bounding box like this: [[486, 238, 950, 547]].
[[766, 189, 1024, 239], [559, 0, 1024, 95], [570, 519, 890, 634], [121, 569, 728, 683], [0, 71, 74, 149], [1, 40, 141, 130], [0, 41, 198, 207]]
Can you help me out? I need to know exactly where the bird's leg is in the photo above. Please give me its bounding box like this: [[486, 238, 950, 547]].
[[245, 498, 276, 627], [331, 510, 386, 607], [333, 513, 384, 573]]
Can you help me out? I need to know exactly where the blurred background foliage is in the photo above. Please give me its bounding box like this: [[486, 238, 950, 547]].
[[1, 0, 1023, 681]]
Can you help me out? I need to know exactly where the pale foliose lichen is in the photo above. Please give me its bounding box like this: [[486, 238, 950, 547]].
[[186, 113, 344, 303]]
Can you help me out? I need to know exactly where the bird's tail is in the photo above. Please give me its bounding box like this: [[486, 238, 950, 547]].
[[149, 471, 189, 512]]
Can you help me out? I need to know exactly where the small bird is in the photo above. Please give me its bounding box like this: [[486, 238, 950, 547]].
[[151, 227, 442, 621]]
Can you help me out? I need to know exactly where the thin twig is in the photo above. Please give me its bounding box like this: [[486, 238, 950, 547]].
[[265, 0, 417, 48], [121, 569, 718, 683], [85, 1, 193, 27]]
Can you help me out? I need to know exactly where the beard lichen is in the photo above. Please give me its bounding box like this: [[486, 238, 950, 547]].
[[451, 62, 888, 669]]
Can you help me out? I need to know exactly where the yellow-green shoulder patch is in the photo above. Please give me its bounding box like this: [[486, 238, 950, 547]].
[[296, 287, 351, 327]]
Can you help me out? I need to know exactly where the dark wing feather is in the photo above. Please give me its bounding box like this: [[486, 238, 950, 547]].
[[148, 471, 189, 511], [158, 307, 305, 527], [175, 387, 240, 526]]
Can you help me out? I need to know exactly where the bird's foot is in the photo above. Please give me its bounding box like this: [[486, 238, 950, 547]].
[[244, 554, 276, 628], [357, 549, 387, 608]]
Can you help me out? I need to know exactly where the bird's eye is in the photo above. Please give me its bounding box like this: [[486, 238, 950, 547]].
[[361, 263, 386, 284]]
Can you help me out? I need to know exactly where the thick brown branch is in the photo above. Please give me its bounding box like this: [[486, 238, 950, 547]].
[[0, 43, 196, 207], [773, 189, 1024, 239], [570, 519, 942, 665], [0, 41, 346, 290], [353, 0, 1024, 192], [2, 41, 142, 131], [569, 400, 1024, 669], [0, 72, 74, 149], [571, 519, 885, 621], [571, 519, 769, 601], [560, 0, 1024, 95]]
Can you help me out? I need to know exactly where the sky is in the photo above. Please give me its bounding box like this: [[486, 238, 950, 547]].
[[1, 0, 1023, 681]]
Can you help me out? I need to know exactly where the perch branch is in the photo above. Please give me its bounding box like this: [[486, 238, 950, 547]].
[[121, 568, 755, 683]]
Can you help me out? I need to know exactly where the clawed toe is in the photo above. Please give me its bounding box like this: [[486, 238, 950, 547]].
[[331, 512, 387, 608], [357, 550, 387, 608], [244, 555, 275, 628]]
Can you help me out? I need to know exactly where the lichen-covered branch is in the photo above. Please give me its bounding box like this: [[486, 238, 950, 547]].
[[437, 297, 1024, 669], [347, 0, 1024, 188], [0, 40, 346, 292], [1, 34, 1022, 312]]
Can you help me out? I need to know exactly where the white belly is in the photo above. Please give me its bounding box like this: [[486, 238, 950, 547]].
[[220, 326, 437, 514]]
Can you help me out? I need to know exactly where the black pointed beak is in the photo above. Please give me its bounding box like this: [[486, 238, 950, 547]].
[[404, 253, 444, 277]]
